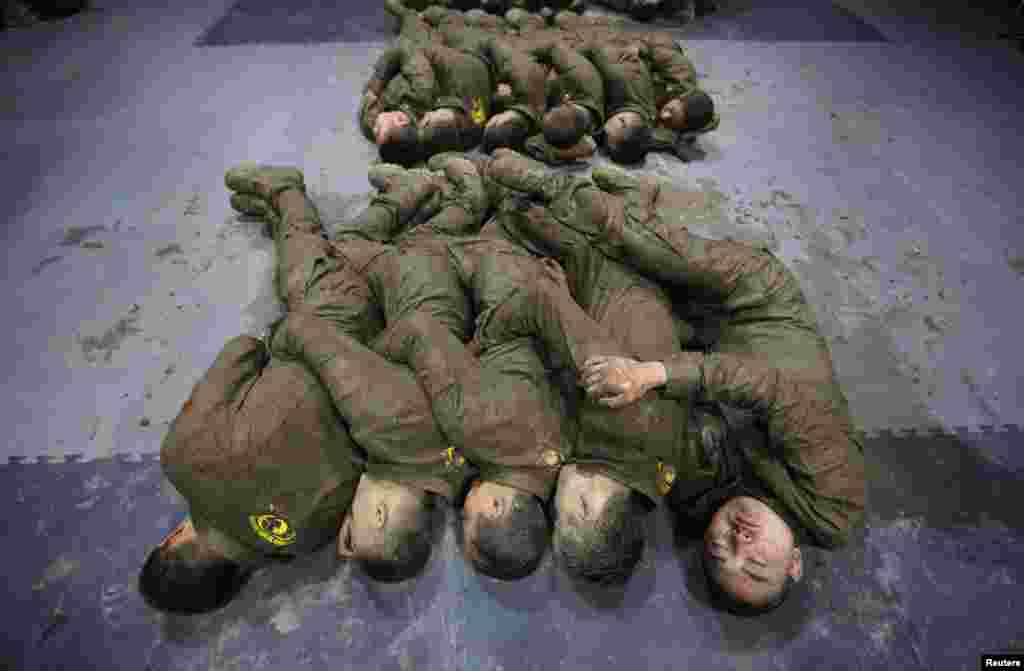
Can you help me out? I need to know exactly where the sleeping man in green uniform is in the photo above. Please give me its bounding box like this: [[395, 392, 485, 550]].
[[254, 160, 577, 582], [360, 8, 494, 165], [390, 0, 592, 160], [492, 9, 718, 165], [457, 149, 730, 586], [481, 149, 866, 613], [139, 156, 492, 613]]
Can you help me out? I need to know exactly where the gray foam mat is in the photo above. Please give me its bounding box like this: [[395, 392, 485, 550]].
[[4, 427, 1023, 670], [194, 0, 886, 46]]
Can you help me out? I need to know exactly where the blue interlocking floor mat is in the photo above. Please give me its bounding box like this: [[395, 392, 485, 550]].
[[194, 0, 887, 46], [3, 427, 1022, 670]]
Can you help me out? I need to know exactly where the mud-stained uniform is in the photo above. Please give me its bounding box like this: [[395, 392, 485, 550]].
[[485, 152, 865, 546], [164, 165, 484, 555], [161, 336, 364, 562], [359, 21, 494, 143]]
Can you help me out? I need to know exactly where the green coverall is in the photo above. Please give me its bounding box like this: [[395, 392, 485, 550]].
[[485, 151, 866, 547], [547, 14, 720, 157], [159, 160, 488, 565], [278, 166, 581, 503], [359, 25, 494, 144]]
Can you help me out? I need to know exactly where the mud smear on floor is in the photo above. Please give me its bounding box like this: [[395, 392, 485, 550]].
[[32, 555, 80, 591], [32, 255, 63, 276], [77, 313, 143, 364], [828, 103, 884, 147], [60, 225, 106, 247], [684, 178, 943, 431], [960, 368, 1000, 426], [154, 243, 184, 259], [1005, 248, 1024, 277]]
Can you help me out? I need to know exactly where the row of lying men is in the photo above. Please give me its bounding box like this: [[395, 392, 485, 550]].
[[397, 0, 719, 22], [139, 150, 865, 618], [361, 1, 719, 168]]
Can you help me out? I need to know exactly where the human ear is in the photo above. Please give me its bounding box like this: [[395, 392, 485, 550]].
[[788, 546, 803, 582], [336, 511, 356, 559]]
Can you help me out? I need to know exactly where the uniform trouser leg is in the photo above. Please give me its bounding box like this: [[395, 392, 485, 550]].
[[273, 189, 332, 308], [274, 189, 384, 342]]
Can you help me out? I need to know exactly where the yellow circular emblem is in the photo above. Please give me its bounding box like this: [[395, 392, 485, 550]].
[[249, 513, 297, 547]]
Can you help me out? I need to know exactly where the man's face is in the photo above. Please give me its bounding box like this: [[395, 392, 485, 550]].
[[659, 98, 687, 130], [338, 474, 424, 559], [374, 111, 412, 145], [461, 480, 521, 561], [603, 111, 643, 146], [703, 496, 802, 608]]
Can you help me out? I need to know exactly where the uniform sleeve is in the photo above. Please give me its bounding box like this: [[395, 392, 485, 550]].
[[372, 311, 478, 449], [375, 312, 568, 500], [360, 47, 419, 140], [523, 134, 590, 166], [540, 43, 605, 125], [486, 41, 547, 129], [398, 48, 440, 119], [372, 46, 406, 85], [660, 350, 866, 548], [271, 312, 449, 467], [642, 38, 698, 100], [359, 91, 384, 142]]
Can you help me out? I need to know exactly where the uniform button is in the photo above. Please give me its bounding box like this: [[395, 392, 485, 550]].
[[456, 455, 466, 466], [543, 450, 561, 467]]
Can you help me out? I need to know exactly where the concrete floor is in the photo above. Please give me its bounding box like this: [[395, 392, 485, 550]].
[[1, 1, 1023, 669]]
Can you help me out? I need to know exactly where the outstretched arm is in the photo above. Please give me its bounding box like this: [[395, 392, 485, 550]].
[[642, 37, 698, 101]]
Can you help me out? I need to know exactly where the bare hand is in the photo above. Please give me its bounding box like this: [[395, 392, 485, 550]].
[[580, 355, 649, 408]]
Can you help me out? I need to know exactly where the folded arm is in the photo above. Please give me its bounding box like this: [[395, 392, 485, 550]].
[[582, 350, 866, 547]]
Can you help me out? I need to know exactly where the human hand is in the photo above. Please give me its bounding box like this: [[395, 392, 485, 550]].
[[580, 356, 666, 408]]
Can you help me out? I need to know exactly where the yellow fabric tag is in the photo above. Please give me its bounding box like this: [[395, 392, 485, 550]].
[[470, 98, 487, 126]]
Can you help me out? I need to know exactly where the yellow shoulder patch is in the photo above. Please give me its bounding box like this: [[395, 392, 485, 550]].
[[249, 512, 297, 547]]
